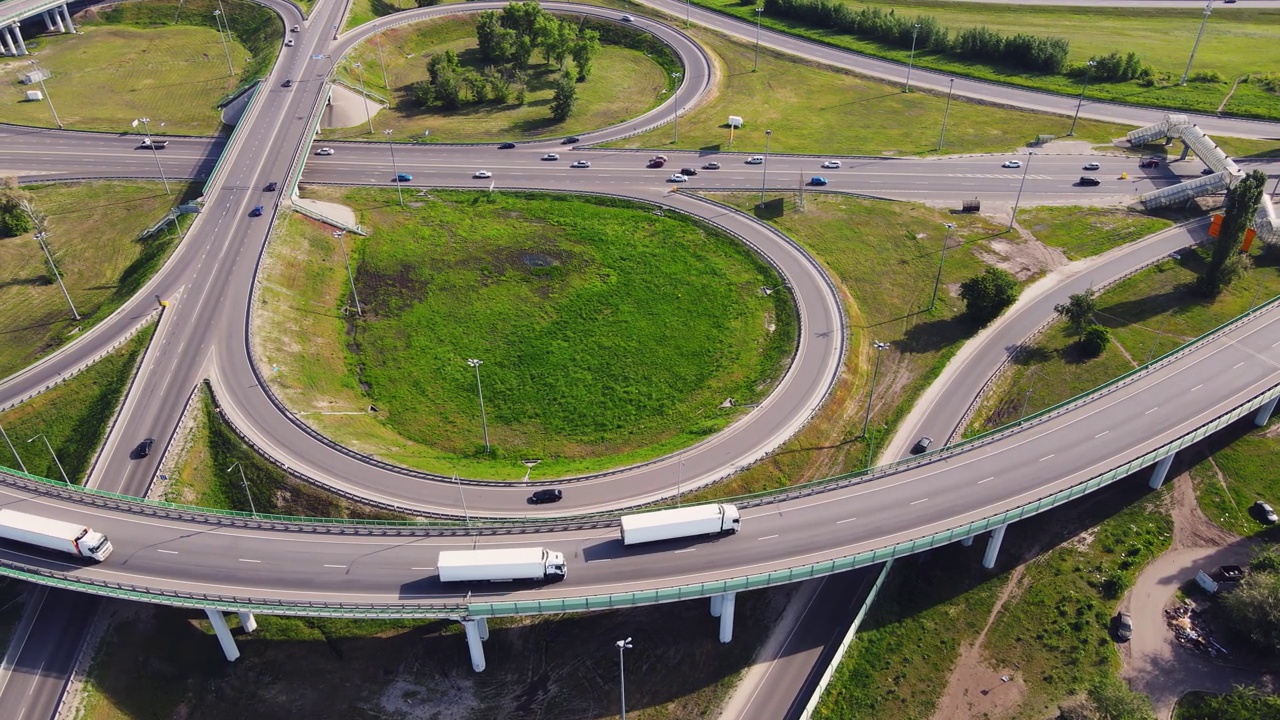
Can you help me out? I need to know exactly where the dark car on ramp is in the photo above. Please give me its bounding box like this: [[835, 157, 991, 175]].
[[911, 436, 933, 454], [137, 438, 155, 458], [1078, 176, 1102, 187], [529, 489, 563, 504], [499, 142, 516, 149]]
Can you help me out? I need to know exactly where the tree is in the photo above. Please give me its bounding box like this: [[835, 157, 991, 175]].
[[414, 0, 441, 6], [426, 50, 466, 109], [1197, 169, 1267, 296], [1055, 288, 1097, 336], [1086, 676, 1156, 720], [0, 190, 34, 237], [550, 72, 577, 121], [570, 28, 601, 81], [959, 267, 1019, 325], [1079, 324, 1110, 359], [1219, 548, 1280, 654], [1178, 686, 1280, 720]]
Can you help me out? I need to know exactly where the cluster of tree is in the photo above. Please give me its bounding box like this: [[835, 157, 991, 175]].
[[1056, 677, 1155, 720], [959, 267, 1020, 325], [475, 2, 601, 82], [1078, 51, 1150, 83], [1176, 686, 1280, 720], [1055, 288, 1111, 359], [1197, 169, 1268, 296], [761, 0, 1069, 73], [414, 50, 520, 109], [1218, 543, 1280, 654], [0, 188, 34, 237]]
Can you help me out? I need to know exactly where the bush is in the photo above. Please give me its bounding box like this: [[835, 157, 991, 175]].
[[1219, 555, 1280, 654], [1190, 69, 1226, 84], [959, 267, 1019, 326], [1079, 324, 1110, 358]]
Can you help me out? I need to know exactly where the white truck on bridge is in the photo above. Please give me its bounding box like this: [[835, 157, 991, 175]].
[[620, 504, 741, 546], [0, 509, 114, 561], [437, 547, 567, 582]]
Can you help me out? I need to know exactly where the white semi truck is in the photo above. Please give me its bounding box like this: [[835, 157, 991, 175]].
[[437, 547, 567, 582], [620, 504, 741, 546], [0, 509, 114, 561]]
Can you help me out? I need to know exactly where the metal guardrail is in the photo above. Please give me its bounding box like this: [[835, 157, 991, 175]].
[[203, 81, 264, 194]]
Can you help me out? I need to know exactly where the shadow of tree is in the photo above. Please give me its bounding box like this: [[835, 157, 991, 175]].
[[899, 315, 976, 355]]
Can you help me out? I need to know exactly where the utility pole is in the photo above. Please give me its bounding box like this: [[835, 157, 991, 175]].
[[353, 62, 374, 134], [212, 9, 234, 76], [28, 61, 61, 128], [375, 33, 390, 89], [860, 341, 890, 437], [904, 23, 921, 92], [467, 358, 490, 453], [226, 462, 257, 517], [616, 638, 633, 720], [929, 223, 956, 311], [136, 117, 171, 194], [759, 129, 772, 205], [1181, 1, 1214, 86], [30, 224, 80, 320], [384, 129, 404, 207], [1068, 61, 1096, 136], [0, 424, 27, 473], [333, 230, 362, 316], [672, 72, 682, 144], [937, 78, 954, 152], [27, 434, 70, 485], [753, 6, 764, 72], [1008, 151, 1033, 231]]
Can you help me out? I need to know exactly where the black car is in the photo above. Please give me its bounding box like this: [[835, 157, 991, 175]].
[[1113, 611, 1133, 642], [137, 438, 155, 458], [1078, 176, 1102, 186], [562, 136, 581, 145], [282, 79, 293, 88], [528, 488, 563, 504], [679, 167, 698, 176], [499, 142, 516, 149], [250, 205, 264, 217], [264, 182, 278, 192], [911, 436, 933, 455]]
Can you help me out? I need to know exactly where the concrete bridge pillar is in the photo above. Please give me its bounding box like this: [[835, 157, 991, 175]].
[[982, 524, 1008, 569], [51, 7, 65, 32], [11, 24, 27, 55], [709, 593, 723, 618], [1149, 452, 1175, 489], [462, 618, 487, 672], [59, 3, 75, 33], [1, 26, 16, 56], [236, 611, 258, 633], [1179, 139, 1191, 161], [717, 592, 737, 644], [960, 535, 975, 547], [477, 617, 489, 641], [1255, 397, 1278, 427], [43, 10, 54, 32], [203, 609, 241, 662]]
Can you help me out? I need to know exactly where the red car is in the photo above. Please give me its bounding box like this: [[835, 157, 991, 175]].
[[1138, 158, 1160, 168], [648, 159, 665, 168]]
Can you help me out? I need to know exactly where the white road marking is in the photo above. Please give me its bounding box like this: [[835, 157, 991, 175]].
[[1039, 455, 1055, 462], [836, 517, 857, 524], [590, 558, 612, 562], [156, 549, 179, 554], [1145, 407, 1158, 414], [910, 498, 928, 505], [1095, 431, 1110, 438], [410, 567, 435, 571], [238, 558, 261, 563], [757, 534, 779, 540], [1233, 362, 1244, 369], [323, 564, 345, 568], [674, 548, 696, 554], [1191, 384, 1203, 391], [978, 477, 993, 484]]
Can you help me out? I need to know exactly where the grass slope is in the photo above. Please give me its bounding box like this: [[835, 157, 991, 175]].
[[0, 181, 195, 379], [1018, 206, 1173, 261], [1191, 417, 1280, 537]]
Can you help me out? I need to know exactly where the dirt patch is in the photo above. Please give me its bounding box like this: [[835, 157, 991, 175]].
[[973, 237, 1069, 282], [1171, 465, 1240, 550]]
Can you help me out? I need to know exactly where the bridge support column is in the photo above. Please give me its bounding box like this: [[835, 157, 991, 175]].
[[477, 617, 489, 641], [982, 524, 1008, 570], [11, 24, 27, 55], [1255, 397, 1278, 426], [59, 4, 75, 33], [1, 27, 15, 56], [203, 609, 241, 662], [1149, 453, 1175, 489], [709, 593, 723, 617], [717, 592, 737, 644], [960, 535, 975, 547], [1178, 140, 1191, 161], [51, 7, 65, 32], [462, 619, 486, 672], [236, 611, 257, 633], [43, 11, 55, 32]]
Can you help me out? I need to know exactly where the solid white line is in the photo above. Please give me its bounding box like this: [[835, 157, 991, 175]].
[[1191, 384, 1203, 391], [410, 567, 435, 571], [978, 477, 993, 484], [1095, 431, 1110, 438], [1233, 362, 1245, 369], [238, 558, 261, 563], [674, 548, 697, 554], [1039, 455, 1055, 462], [835, 517, 857, 524], [910, 498, 928, 505], [156, 549, 179, 554], [757, 534, 779, 541], [1145, 407, 1158, 414], [590, 558, 612, 562], [323, 564, 345, 568]]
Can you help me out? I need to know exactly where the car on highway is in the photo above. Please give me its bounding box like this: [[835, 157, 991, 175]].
[[474, 170, 492, 178], [316, 147, 334, 155], [822, 160, 841, 169], [570, 160, 591, 168], [1202, 167, 1215, 175], [395, 173, 413, 182], [808, 176, 828, 186], [746, 156, 764, 164], [250, 205, 264, 217], [285, 38, 294, 47], [1113, 611, 1133, 642], [653, 155, 668, 162], [264, 181, 278, 192], [1078, 176, 1102, 186], [679, 167, 698, 176], [137, 438, 155, 458], [1138, 158, 1161, 168], [703, 161, 721, 170], [529, 488, 563, 504], [291, 24, 300, 32], [499, 142, 516, 149], [668, 174, 688, 182], [1002, 160, 1022, 169], [562, 136, 581, 145], [542, 153, 560, 161], [1255, 500, 1278, 524], [648, 159, 666, 168], [1083, 162, 1100, 171], [282, 79, 293, 88], [139, 138, 168, 149], [911, 436, 933, 454], [620, 14, 633, 21]]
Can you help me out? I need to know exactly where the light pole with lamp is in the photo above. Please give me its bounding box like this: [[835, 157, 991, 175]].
[[860, 341, 890, 437], [353, 62, 375, 134], [758, 129, 772, 206], [226, 462, 257, 517], [212, 9, 234, 76], [936, 78, 954, 152], [34, 230, 79, 320], [332, 231, 362, 316], [28, 61, 61, 128], [384, 129, 404, 207], [1008, 151, 1033, 231], [1068, 60, 1096, 136], [929, 222, 957, 311], [27, 434, 70, 485], [753, 6, 764, 72], [676, 460, 685, 506], [467, 359, 490, 453], [136, 117, 171, 194], [672, 72, 682, 144], [1, 424, 28, 473], [375, 33, 390, 89], [616, 637, 633, 720], [904, 23, 921, 92], [1180, 1, 1214, 86]]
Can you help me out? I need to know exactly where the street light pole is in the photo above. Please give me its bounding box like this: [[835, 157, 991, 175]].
[[1, 424, 28, 473], [1008, 151, 1033, 231], [672, 72, 682, 144], [226, 462, 257, 517], [34, 230, 80, 320], [860, 341, 890, 437], [333, 231, 363, 316], [759, 129, 772, 205], [676, 460, 684, 507], [212, 9, 234, 76], [616, 637, 633, 720], [29, 61, 61, 128], [384, 129, 404, 207], [753, 6, 763, 72], [353, 62, 375, 134], [1180, 1, 1214, 86], [929, 222, 956, 311], [904, 23, 921, 92], [467, 358, 490, 453], [375, 33, 390, 89], [936, 78, 954, 152], [1068, 60, 1096, 137], [138, 117, 172, 194], [27, 434, 70, 485]]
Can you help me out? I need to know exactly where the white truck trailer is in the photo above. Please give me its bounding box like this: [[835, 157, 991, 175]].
[[620, 504, 741, 546], [0, 509, 114, 561], [437, 547, 567, 582]]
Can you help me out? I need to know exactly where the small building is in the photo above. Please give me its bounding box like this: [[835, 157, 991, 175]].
[[25, 90, 43, 101], [20, 69, 49, 85]]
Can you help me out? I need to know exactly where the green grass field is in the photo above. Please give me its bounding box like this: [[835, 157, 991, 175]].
[[0, 324, 153, 484], [256, 188, 793, 479], [0, 181, 195, 380], [690, 0, 1280, 121], [1, 26, 245, 134], [323, 16, 670, 141], [1191, 418, 1280, 537], [612, 25, 1132, 156], [1018, 206, 1173, 261]]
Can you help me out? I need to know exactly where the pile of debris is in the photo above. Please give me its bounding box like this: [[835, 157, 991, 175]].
[[1165, 601, 1230, 659]]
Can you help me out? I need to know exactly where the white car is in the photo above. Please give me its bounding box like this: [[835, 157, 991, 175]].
[[822, 160, 841, 169], [316, 147, 334, 156], [291, 24, 300, 32], [474, 170, 492, 179], [542, 153, 560, 161], [620, 14, 633, 21], [285, 38, 294, 47], [746, 156, 764, 164], [1002, 160, 1022, 168], [1083, 162, 1101, 171], [668, 174, 688, 183], [570, 160, 591, 168]]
